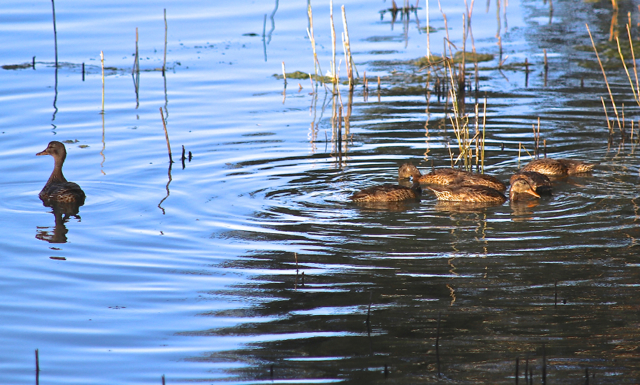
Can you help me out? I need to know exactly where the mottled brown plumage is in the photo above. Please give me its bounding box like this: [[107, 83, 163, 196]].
[[510, 171, 552, 196], [509, 178, 541, 202], [398, 163, 506, 192], [37, 141, 86, 206], [351, 181, 421, 203], [521, 158, 595, 176], [426, 184, 507, 205]]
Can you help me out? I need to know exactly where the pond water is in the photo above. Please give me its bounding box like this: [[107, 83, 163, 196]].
[[1, 0, 639, 383]]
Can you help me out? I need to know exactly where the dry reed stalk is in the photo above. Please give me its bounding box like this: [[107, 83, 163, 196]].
[[627, 24, 640, 97], [601, 96, 613, 135], [518, 142, 521, 164], [330, 0, 337, 84], [282, 61, 287, 84], [616, 36, 639, 107], [100, 51, 105, 112], [159, 108, 173, 163], [426, 0, 431, 60], [341, 5, 357, 88], [306, 4, 322, 78], [132, 28, 139, 75], [587, 23, 622, 131]]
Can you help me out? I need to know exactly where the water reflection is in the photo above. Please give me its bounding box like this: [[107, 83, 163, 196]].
[[36, 202, 82, 244]]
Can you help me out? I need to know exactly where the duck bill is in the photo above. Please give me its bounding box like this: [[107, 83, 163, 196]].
[[526, 188, 541, 198], [36, 150, 48, 156]]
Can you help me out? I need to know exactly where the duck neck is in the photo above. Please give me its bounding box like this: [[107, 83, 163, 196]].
[[47, 155, 67, 185]]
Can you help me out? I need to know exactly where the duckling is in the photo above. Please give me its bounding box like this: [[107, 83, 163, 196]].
[[521, 158, 595, 176], [37, 141, 86, 206], [510, 171, 552, 195], [351, 180, 421, 202], [399, 163, 506, 192], [426, 184, 507, 205]]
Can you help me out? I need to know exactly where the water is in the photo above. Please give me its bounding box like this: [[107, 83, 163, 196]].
[[1, 0, 639, 383]]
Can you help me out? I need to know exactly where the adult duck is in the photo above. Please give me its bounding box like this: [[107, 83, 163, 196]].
[[351, 180, 421, 202], [399, 163, 506, 192], [521, 158, 595, 176], [509, 171, 552, 200], [37, 141, 86, 206], [425, 184, 507, 205]]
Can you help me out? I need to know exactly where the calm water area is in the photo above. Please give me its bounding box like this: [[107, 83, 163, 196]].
[[1, 0, 639, 383]]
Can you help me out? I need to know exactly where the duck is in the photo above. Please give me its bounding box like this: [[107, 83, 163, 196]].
[[509, 171, 552, 198], [37, 141, 86, 206], [508, 178, 541, 202], [351, 180, 421, 202], [425, 184, 507, 205], [399, 163, 506, 192], [521, 158, 595, 176]]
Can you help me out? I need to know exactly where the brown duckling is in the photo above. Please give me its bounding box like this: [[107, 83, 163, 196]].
[[351, 180, 421, 203], [37, 141, 86, 206], [521, 158, 595, 176], [426, 184, 507, 205], [510, 171, 552, 195], [399, 163, 506, 192]]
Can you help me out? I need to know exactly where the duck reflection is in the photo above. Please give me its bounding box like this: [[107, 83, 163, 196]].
[[36, 201, 82, 244], [352, 200, 418, 212], [434, 200, 502, 213]]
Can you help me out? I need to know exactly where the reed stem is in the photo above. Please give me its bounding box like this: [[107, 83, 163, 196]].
[[100, 51, 105, 112], [587, 23, 622, 131], [159, 108, 173, 163]]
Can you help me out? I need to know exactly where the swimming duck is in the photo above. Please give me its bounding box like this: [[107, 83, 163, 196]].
[[399, 163, 506, 192], [351, 180, 421, 202], [37, 141, 86, 206], [510, 171, 552, 197], [426, 184, 507, 204], [521, 158, 595, 176], [508, 178, 541, 202]]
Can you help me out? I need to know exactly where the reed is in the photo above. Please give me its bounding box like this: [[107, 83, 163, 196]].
[[587, 23, 622, 132], [100, 51, 105, 112], [341, 5, 356, 89], [132, 28, 139, 75], [330, 0, 337, 84], [601, 96, 613, 135], [159, 108, 173, 163], [281, 61, 287, 85], [306, 4, 322, 79]]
